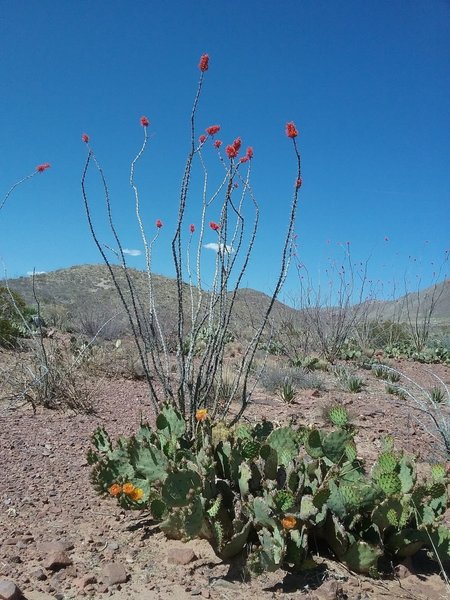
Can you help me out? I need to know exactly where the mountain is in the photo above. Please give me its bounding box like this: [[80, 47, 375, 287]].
[[5, 264, 294, 340], [4, 265, 449, 340]]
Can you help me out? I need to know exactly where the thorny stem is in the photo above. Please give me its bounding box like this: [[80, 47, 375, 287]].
[[81, 150, 159, 413]]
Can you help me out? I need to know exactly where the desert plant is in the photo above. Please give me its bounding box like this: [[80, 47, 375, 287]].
[[401, 271, 449, 353], [81, 54, 301, 432], [277, 377, 297, 404], [333, 365, 364, 393], [89, 403, 450, 577], [296, 246, 373, 363], [0, 286, 36, 348], [385, 384, 407, 400], [260, 364, 325, 394], [373, 364, 450, 458], [430, 386, 446, 404], [372, 364, 400, 383]]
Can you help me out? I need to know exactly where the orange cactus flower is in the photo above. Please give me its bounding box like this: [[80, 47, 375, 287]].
[[281, 516, 297, 530], [195, 409, 208, 422], [129, 487, 144, 502], [108, 483, 122, 497], [122, 483, 135, 495]]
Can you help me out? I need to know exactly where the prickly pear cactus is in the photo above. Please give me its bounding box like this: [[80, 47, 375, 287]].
[[89, 402, 450, 578], [327, 405, 349, 428]]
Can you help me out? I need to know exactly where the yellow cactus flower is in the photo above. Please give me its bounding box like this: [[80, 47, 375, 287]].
[[196, 408, 208, 422], [129, 487, 144, 502], [122, 482, 135, 495], [108, 483, 122, 497], [281, 516, 297, 530]]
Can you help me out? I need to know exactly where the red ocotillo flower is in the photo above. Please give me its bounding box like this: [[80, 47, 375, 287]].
[[226, 145, 237, 159], [199, 134, 206, 144], [206, 125, 220, 136], [190, 224, 195, 233], [239, 156, 249, 164], [199, 54, 209, 72], [214, 140, 222, 148], [36, 163, 51, 173], [233, 137, 242, 152], [82, 133, 89, 143], [209, 221, 220, 231], [140, 116, 149, 127], [296, 177, 302, 189], [156, 219, 163, 228], [246, 146, 254, 159], [286, 122, 298, 138]]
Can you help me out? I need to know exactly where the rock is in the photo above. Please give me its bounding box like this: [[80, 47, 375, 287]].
[[101, 562, 127, 585], [30, 568, 47, 581], [395, 556, 414, 579], [315, 579, 344, 600], [107, 540, 120, 551], [74, 574, 97, 590], [43, 550, 73, 570], [167, 547, 197, 566], [0, 579, 22, 600], [38, 541, 74, 554]]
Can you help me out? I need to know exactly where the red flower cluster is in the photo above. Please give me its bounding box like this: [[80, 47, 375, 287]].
[[246, 147, 253, 159], [233, 137, 241, 152], [296, 177, 302, 189], [199, 134, 206, 143], [190, 224, 195, 233], [226, 145, 237, 159], [239, 156, 249, 164], [209, 221, 220, 231], [206, 125, 220, 136], [286, 122, 298, 138], [140, 116, 149, 127], [199, 54, 209, 72], [214, 140, 222, 148], [36, 163, 51, 173], [82, 133, 89, 143], [156, 219, 163, 228]]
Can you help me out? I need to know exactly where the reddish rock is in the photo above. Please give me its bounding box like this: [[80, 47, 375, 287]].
[[74, 574, 97, 589], [101, 562, 127, 585], [43, 550, 73, 570], [167, 547, 197, 565], [38, 541, 74, 554]]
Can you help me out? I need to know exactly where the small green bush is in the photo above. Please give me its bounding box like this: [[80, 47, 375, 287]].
[[0, 286, 35, 348]]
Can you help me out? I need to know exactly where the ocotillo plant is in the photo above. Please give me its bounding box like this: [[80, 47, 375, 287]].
[[81, 54, 301, 432]]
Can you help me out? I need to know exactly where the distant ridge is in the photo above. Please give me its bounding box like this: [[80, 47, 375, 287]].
[[5, 265, 450, 335]]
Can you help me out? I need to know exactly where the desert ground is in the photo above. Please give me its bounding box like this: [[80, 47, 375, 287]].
[[1, 349, 449, 600]]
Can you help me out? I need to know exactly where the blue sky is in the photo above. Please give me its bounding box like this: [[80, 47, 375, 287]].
[[0, 1, 448, 304]]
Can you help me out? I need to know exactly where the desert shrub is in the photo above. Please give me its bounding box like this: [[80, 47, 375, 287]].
[[89, 403, 450, 577], [1, 335, 96, 412], [363, 320, 411, 350], [260, 364, 325, 393], [41, 303, 72, 331], [81, 54, 301, 431], [0, 286, 35, 348], [333, 365, 364, 393]]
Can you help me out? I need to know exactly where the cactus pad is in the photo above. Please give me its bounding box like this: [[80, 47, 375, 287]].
[[378, 472, 402, 496], [327, 405, 349, 427]]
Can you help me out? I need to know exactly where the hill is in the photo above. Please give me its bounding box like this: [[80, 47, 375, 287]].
[[4, 265, 449, 341], [5, 264, 294, 340]]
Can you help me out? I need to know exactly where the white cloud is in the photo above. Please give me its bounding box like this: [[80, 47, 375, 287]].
[[26, 271, 46, 276], [123, 248, 142, 256], [204, 243, 234, 254]]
